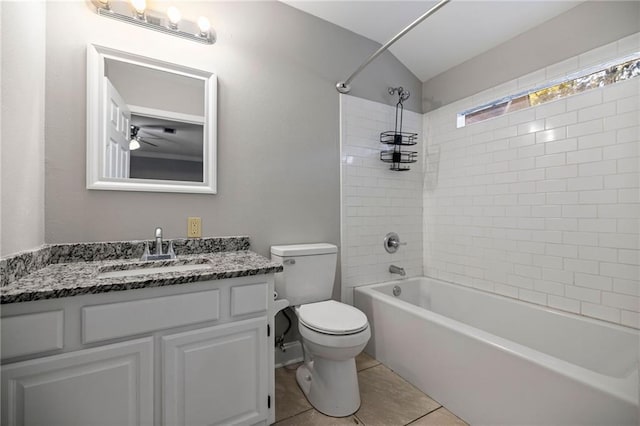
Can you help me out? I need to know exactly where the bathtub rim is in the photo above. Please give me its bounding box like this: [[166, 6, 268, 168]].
[[358, 276, 639, 333], [354, 276, 639, 406]]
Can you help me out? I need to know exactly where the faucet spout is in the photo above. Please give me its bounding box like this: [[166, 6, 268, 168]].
[[155, 227, 163, 255], [141, 227, 175, 261], [389, 264, 406, 276]]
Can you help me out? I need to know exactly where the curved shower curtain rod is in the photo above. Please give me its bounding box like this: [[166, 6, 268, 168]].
[[336, 0, 451, 94]]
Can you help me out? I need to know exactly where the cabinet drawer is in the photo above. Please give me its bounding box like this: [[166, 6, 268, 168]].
[[83, 290, 220, 343], [231, 282, 268, 316], [1, 311, 64, 360]]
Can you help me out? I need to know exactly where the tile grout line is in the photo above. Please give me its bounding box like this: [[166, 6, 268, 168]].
[[356, 362, 446, 426], [356, 362, 381, 373], [376, 363, 446, 407], [274, 407, 315, 424], [403, 406, 445, 426]]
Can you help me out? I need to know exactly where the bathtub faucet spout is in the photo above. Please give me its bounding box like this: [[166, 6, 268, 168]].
[[389, 264, 406, 276]]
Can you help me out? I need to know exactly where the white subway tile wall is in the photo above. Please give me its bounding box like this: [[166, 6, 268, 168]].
[[424, 36, 639, 329], [340, 95, 423, 304]]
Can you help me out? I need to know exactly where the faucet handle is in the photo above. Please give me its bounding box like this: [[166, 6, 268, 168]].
[[384, 232, 406, 253], [390, 240, 407, 248], [141, 242, 151, 261]]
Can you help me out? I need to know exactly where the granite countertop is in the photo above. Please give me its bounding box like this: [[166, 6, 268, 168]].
[[0, 238, 283, 304]]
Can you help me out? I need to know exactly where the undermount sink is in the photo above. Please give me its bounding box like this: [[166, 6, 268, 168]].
[[97, 258, 213, 279]]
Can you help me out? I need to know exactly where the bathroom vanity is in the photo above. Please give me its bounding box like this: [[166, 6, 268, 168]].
[[0, 237, 282, 426]]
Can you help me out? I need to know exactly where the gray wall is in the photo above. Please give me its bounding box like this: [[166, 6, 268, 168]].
[[1, 2, 46, 256], [43, 1, 421, 265], [422, 1, 640, 112]]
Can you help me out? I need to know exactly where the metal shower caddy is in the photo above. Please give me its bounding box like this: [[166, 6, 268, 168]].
[[380, 87, 418, 171]]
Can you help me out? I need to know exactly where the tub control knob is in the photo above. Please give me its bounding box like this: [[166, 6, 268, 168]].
[[384, 232, 406, 253]]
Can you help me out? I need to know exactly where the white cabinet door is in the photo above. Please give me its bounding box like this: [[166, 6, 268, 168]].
[[162, 317, 269, 426], [1, 338, 153, 426]]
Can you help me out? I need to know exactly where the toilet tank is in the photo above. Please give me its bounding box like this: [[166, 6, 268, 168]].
[[270, 243, 338, 306]]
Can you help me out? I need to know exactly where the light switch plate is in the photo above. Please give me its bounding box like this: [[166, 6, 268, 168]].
[[187, 217, 202, 238]]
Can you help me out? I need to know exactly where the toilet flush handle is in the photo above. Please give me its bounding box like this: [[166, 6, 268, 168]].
[[283, 259, 296, 265]]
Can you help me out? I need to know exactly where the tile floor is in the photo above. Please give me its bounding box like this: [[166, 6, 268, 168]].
[[275, 353, 468, 426]]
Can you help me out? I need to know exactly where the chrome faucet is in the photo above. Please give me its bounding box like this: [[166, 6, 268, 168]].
[[389, 264, 406, 276], [155, 227, 163, 255], [141, 227, 176, 261]]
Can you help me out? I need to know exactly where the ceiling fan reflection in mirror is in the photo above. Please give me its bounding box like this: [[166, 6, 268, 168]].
[[130, 124, 160, 150], [128, 114, 204, 163]]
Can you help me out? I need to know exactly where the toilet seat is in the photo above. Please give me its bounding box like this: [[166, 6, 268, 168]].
[[296, 300, 368, 335]]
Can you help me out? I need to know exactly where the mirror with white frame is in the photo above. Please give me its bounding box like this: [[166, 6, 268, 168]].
[[86, 44, 217, 193]]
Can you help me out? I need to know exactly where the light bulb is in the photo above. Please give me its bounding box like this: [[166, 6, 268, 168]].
[[130, 0, 146, 14], [197, 16, 210, 36], [167, 6, 182, 29], [129, 138, 141, 151]]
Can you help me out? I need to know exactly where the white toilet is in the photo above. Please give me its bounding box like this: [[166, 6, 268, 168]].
[[270, 243, 370, 417]]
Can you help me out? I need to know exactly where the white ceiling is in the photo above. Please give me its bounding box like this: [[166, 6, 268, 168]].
[[282, 0, 584, 82]]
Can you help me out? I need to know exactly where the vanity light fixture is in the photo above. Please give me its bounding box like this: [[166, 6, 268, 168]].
[[130, 0, 146, 20], [197, 16, 210, 37], [92, 0, 215, 45], [167, 6, 181, 30], [97, 0, 110, 11]]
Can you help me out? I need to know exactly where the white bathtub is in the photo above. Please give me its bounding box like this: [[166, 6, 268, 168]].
[[354, 277, 639, 425]]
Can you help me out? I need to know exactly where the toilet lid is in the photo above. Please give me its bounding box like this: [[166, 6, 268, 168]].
[[297, 300, 368, 335]]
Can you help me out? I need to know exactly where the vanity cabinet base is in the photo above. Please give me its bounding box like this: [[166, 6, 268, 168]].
[[1, 338, 153, 426], [1, 276, 275, 426]]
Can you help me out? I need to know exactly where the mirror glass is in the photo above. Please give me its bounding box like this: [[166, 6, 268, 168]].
[[87, 45, 217, 193]]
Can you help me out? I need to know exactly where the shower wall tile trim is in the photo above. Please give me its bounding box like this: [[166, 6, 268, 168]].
[[340, 95, 423, 304], [423, 33, 640, 329]]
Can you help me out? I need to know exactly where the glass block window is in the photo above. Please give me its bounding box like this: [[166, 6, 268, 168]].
[[457, 53, 640, 128]]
